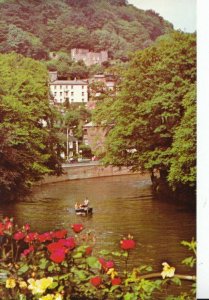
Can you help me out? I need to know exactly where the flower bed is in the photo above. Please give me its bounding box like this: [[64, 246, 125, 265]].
[[0, 217, 196, 300]]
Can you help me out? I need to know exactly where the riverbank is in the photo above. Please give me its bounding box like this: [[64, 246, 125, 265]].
[[38, 162, 146, 184]]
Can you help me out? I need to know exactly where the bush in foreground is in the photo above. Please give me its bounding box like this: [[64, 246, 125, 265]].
[[0, 217, 196, 300]]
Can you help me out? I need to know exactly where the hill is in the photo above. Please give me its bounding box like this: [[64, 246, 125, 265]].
[[0, 0, 173, 61]]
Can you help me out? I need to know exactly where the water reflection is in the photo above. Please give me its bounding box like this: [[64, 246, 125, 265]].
[[0, 175, 195, 272]]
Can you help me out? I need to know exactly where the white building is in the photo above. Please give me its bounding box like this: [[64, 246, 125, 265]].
[[49, 79, 88, 104], [49, 71, 88, 104]]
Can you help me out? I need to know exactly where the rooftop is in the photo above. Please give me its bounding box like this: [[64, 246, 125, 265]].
[[50, 80, 88, 85]]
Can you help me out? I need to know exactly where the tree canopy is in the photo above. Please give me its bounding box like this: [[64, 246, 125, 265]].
[[0, 53, 62, 200], [0, 0, 173, 60], [93, 32, 196, 190]]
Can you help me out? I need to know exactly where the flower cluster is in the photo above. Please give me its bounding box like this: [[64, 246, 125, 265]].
[[47, 237, 76, 263], [120, 234, 136, 250], [0, 217, 191, 300], [0, 217, 13, 235]]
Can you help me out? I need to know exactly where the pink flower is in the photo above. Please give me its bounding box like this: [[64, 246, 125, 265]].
[[5, 220, 13, 230], [13, 231, 25, 241], [58, 237, 76, 250], [71, 224, 84, 233], [111, 277, 122, 286], [24, 224, 30, 231], [120, 239, 136, 250], [98, 258, 106, 268], [106, 260, 114, 269], [51, 230, 68, 239], [50, 248, 66, 263], [21, 246, 34, 256], [90, 276, 102, 287]]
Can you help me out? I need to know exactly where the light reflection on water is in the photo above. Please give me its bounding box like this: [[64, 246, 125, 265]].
[[0, 175, 195, 273]]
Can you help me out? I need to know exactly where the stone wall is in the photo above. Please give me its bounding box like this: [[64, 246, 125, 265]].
[[39, 163, 146, 184]]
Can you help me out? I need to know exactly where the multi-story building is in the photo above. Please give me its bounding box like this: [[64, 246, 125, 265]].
[[71, 48, 108, 66], [49, 72, 88, 104]]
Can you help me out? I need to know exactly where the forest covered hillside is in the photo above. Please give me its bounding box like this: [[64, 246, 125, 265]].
[[0, 0, 173, 61]]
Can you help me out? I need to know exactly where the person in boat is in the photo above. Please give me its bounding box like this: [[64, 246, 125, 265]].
[[78, 197, 89, 211], [75, 203, 79, 209], [83, 197, 89, 207]]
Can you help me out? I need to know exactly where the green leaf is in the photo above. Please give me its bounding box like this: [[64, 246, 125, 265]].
[[86, 257, 101, 269], [73, 252, 83, 259], [48, 281, 58, 289], [171, 277, 182, 286], [124, 292, 138, 300], [48, 265, 55, 272], [18, 264, 29, 275], [111, 251, 122, 257], [99, 249, 110, 256], [39, 258, 49, 270], [73, 270, 88, 281], [110, 285, 120, 293], [181, 256, 196, 268]]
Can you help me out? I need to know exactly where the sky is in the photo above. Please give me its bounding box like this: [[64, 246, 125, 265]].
[[128, 0, 196, 33]]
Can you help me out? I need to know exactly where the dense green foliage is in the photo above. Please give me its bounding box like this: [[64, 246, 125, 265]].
[[0, 53, 62, 200], [93, 32, 196, 190], [0, 0, 173, 61]]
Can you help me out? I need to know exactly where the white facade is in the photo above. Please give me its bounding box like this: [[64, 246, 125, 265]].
[[49, 80, 88, 104]]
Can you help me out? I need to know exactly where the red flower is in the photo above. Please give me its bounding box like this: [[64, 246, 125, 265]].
[[51, 230, 68, 239], [85, 247, 93, 256], [47, 242, 64, 253], [13, 231, 25, 241], [120, 239, 136, 250], [21, 246, 34, 256], [0, 223, 5, 236], [111, 277, 122, 286], [50, 248, 66, 263], [38, 232, 53, 243], [24, 232, 38, 243], [90, 276, 102, 287], [71, 224, 84, 233]]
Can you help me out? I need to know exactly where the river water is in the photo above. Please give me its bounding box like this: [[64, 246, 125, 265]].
[[0, 175, 195, 274]]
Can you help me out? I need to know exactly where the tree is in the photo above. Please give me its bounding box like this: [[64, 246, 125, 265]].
[[0, 53, 62, 200], [93, 32, 196, 190], [168, 85, 196, 188]]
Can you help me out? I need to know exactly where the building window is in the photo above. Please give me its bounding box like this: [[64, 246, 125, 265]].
[[54, 85, 57, 89], [82, 92, 84, 96], [82, 98, 84, 102], [71, 92, 74, 96], [71, 99, 74, 102], [71, 85, 74, 89], [82, 86, 84, 89], [54, 92, 57, 96], [60, 92, 62, 96], [66, 91, 68, 95], [66, 85, 68, 89], [60, 85, 62, 89]]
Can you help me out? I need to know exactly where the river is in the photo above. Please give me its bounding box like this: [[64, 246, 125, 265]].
[[0, 174, 195, 275]]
